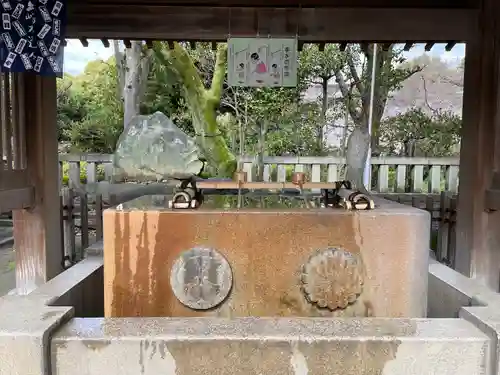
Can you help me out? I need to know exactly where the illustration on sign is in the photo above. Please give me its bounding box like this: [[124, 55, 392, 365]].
[[0, 0, 66, 76], [228, 37, 297, 88]]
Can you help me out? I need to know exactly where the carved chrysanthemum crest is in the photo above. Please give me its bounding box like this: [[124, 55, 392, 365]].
[[301, 247, 364, 311]]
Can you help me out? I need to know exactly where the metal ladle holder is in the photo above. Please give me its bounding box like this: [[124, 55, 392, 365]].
[[169, 171, 375, 210]]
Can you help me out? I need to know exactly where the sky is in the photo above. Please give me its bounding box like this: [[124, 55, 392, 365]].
[[62, 39, 466, 76]]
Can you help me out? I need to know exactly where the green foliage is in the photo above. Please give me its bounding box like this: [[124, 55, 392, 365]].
[[57, 75, 85, 142], [60, 162, 106, 186], [299, 44, 344, 84], [57, 42, 462, 167], [58, 58, 124, 153], [380, 107, 461, 157]]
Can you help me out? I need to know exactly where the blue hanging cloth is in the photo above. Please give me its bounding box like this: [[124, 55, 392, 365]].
[[0, 0, 66, 77]]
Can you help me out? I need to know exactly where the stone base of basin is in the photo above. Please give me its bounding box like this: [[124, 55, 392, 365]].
[[51, 317, 489, 375], [1, 253, 500, 375], [103, 195, 430, 318]]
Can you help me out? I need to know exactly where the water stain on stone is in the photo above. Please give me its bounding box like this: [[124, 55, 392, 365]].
[[297, 339, 402, 375], [81, 339, 111, 351], [139, 340, 145, 374], [138, 339, 177, 374], [167, 340, 294, 375], [54, 341, 67, 350]]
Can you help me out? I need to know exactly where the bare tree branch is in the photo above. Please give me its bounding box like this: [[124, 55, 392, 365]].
[[335, 70, 362, 125], [402, 65, 425, 81], [421, 76, 439, 115], [441, 75, 463, 87], [57, 81, 72, 100], [334, 70, 350, 99]]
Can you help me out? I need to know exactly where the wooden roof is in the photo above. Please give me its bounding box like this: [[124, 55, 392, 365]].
[[66, 1, 479, 42], [70, 0, 479, 8]]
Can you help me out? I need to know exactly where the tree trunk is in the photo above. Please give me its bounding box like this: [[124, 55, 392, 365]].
[[114, 41, 152, 129], [360, 45, 388, 156], [153, 42, 236, 178], [123, 43, 141, 128], [256, 120, 267, 181], [319, 77, 328, 151], [337, 44, 390, 156]]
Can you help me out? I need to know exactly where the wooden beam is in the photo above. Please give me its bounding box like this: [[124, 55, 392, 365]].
[[424, 42, 434, 51], [123, 39, 132, 48], [0, 170, 30, 191], [339, 42, 347, 51], [0, 187, 33, 214], [12, 74, 63, 295], [79, 38, 89, 47], [66, 7, 477, 42], [455, 0, 500, 291], [72, 0, 477, 7]]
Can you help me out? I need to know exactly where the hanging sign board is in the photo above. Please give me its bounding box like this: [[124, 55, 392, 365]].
[[0, 0, 66, 76], [227, 37, 297, 88]]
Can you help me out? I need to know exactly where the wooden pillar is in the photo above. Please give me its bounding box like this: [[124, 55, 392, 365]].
[[12, 74, 63, 294], [456, 1, 500, 291]]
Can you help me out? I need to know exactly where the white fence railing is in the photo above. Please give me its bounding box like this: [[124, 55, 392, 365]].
[[58, 154, 460, 193], [57, 153, 459, 267]]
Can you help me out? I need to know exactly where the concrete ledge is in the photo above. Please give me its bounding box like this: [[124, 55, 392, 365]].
[[29, 255, 103, 306], [83, 240, 103, 257], [0, 297, 72, 375], [0, 255, 104, 375], [428, 260, 500, 308], [52, 317, 490, 375], [429, 259, 500, 375], [1, 253, 500, 375]]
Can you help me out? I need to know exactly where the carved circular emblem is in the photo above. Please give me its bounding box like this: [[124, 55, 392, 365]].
[[170, 247, 233, 310], [301, 247, 364, 311]]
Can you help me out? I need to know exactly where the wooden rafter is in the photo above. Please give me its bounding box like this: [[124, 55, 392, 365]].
[[101, 38, 110, 48], [424, 42, 435, 51], [66, 6, 477, 42], [403, 42, 414, 51], [76, 0, 478, 7], [445, 41, 457, 51], [89, 38, 459, 52], [382, 43, 392, 51]]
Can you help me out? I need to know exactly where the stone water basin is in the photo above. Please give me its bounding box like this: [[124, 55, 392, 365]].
[[103, 192, 430, 319]]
